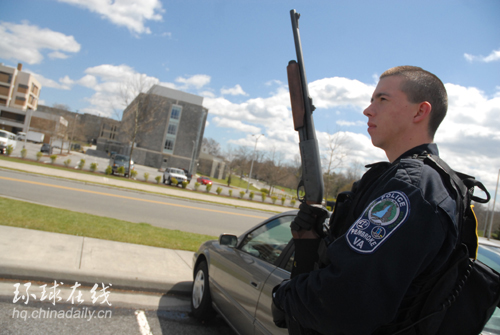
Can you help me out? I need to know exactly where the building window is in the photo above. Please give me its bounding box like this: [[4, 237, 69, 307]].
[[14, 96, 26, 106], [18, 84, 29, 94], [0, 86, 10, 96], [0, 72, 12, 84], [171, 106, 182, 120], [0, 98, 6, 106], [164, 139, 174, 151], [167, 124, 177, 135], [31, 84, 39, 95]]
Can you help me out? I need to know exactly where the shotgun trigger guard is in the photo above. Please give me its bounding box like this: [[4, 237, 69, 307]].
[[297, 180, 305, 203]]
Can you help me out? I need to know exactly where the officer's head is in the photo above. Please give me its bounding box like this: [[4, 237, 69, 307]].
[[380, 66, 448, 140]]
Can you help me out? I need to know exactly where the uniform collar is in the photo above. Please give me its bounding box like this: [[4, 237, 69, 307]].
[[397, 143, 439, 160]]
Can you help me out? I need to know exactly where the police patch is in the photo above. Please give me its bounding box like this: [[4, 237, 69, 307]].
[[346, 191, 410, 254]]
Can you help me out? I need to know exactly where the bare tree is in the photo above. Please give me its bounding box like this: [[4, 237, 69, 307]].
[[322, 131, 347, 202], [202, 137, 221, 157], [117, 76, 158, 177]]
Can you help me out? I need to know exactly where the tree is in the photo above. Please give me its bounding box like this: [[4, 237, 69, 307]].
[[117, 76, 158, 177], [202, 138, 221, 157], [322, 131, 347, 202]]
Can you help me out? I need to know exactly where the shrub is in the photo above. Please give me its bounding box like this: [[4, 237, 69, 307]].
[[206, 184, 212, 193], [260, 188, 269, 194], [64, 159, 71, 167], [229, 189, 233, 197], [155, 175, 161, 184], [144, 172, 150, 182], [117, 166, 125, 175], [20, 148, 27, 158], [182, 180, 188, 188], [249, 192, 255, 201], [105, 165, 112, 175], [36, 151, 43, 161], [171, 177, 178, 186], [239, 191, 245, 199], [90, 162, 98, 172], [261, 193, 267, 202], [194, 182, 201, 191], [290, 198, 297, 207], [281, 196, 286, 205], [50, 154, 57, 164], [78, 159, 85, 170], [216, 187, 223, 195], [130, 169, 138, 178], [5, 145, 14, 156], [271, 196, 278, 204]]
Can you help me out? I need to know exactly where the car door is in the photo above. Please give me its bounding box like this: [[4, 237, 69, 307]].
[[209, 215, 294, 335]]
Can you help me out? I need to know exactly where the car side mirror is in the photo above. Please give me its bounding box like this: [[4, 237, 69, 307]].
[[219, 234, 238, 247]]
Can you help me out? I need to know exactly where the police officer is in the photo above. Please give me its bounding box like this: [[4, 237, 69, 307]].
[[272, 66, 458, 334]]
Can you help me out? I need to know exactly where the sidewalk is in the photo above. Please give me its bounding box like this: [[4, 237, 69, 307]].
[[0, 158, 289, 297]]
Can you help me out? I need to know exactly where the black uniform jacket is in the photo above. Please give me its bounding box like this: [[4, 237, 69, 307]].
[[275, 143, 459, 334]]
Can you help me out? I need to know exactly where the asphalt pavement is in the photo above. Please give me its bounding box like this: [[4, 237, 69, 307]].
[[0, 155, 293, 301]]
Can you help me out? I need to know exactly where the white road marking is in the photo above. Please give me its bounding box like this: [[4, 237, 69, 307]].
[[135, 310, 153, 335]]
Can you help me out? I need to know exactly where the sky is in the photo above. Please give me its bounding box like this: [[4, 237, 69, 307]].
[[1, 0, 499, 210]]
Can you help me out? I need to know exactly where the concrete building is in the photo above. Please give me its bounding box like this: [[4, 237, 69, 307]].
[[110, 85, 208, 174], [0, 63, 42, 135], [0, 63, 41, 111], [36, 105, 120, 145]]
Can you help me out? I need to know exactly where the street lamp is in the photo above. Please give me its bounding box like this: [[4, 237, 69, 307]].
[[246, 134, 264, 193]]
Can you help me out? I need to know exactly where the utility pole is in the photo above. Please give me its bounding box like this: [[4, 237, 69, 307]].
[[246, 134, 264, 193], [487, 168, 500, 240]]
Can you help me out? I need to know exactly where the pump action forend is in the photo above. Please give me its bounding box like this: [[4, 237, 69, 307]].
[[288, 9, 324, 205]]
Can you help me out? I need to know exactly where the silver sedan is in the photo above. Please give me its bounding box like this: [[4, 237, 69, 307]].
[[191, 211, 297, 335]]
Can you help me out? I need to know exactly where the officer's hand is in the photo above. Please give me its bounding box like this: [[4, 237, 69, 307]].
[[271, 283, 287, 328], [291, 202, 328, 238]]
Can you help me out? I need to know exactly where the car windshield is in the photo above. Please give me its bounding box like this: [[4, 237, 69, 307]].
[[171, 169, 185, 175], [0, 133, 7, 138], [114, 155, 129, 162]]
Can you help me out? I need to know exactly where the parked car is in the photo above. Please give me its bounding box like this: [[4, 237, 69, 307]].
[[181, 168, 193, 183], [191, 213, 500, 335], [191, 211, 297, 334], [40, 143, 51, 153], [197, 176, 212, 185], [478, 237, 500, 334], [163, 167, 188, 186], [109, 154, 134, 176]]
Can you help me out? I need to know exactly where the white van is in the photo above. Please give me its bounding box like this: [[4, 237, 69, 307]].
[[0, 129, 17, 154]]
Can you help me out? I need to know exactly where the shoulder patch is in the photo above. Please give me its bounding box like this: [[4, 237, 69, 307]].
[[346, 191, 410, 254]]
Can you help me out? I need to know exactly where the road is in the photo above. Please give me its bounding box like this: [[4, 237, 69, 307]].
[[0, 279, 233, 335], [0, 169, 274, 237]]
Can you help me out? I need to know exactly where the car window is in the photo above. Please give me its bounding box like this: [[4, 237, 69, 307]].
[[240, 216, 294, 265], [478, 244, 500, 273]]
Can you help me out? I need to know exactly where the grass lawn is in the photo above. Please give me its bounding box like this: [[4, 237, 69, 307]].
[[0, 197, 216, 252]]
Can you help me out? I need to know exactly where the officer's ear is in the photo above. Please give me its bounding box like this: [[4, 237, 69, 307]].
[[413, 101, 431, 124]]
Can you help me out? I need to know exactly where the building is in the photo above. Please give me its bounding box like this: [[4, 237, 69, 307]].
[[37, 105, 120, 145], [0, 63, 42, 135], [109, 85, 208, 174], [0, 63, 41, 111]]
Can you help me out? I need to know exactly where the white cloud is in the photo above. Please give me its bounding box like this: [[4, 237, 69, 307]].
[[212, 117, 261, 134], [221, 84, 248, 96], [464, 48, 500, 63], [0, 21, 80, 64], [309, 77, 374, 109], [336, 120, 366, 127], [175, 74, 211, 89], [57, 0, 164, 35]]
